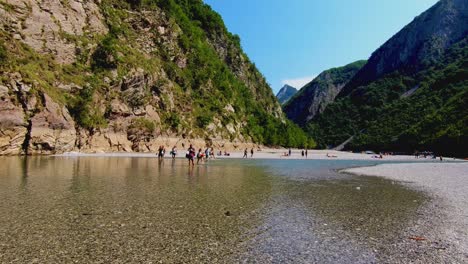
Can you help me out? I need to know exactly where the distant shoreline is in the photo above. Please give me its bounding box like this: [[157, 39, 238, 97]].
[[54, 149, 466, 162]]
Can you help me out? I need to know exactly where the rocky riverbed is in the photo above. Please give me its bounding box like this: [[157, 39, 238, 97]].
[[343, 162, 468, 262]]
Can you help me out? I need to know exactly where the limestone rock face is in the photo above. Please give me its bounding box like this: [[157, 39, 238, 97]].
[[284, 61, 366, 125], [340, 0, 468, 96], [28, 93, 77, 154], [0, 97, 28, 155], [0, 0, 107, 64]]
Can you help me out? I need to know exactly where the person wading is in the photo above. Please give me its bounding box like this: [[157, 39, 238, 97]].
[[186, 144, 195, 166]]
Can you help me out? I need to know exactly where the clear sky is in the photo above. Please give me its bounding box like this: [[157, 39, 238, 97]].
[[203, 0, 438, 94]]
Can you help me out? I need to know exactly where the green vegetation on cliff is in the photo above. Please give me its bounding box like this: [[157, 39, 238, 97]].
[[0, 0, 315, 150], [307, 38, 467, 156]]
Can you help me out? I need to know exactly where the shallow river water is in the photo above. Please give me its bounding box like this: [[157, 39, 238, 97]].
[[0, 157, 428, 263]]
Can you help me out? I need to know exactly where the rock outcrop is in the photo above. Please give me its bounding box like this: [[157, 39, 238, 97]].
[[0, 94, 28, 155], [28, 93, 77, 154], [284, 61, 366, 125], [0, 0, 107, 64]]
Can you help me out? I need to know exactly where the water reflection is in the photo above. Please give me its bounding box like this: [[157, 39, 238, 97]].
[[0, 157, 427, 263]]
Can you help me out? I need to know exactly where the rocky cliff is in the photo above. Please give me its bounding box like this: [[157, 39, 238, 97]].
[[0, 0, 311, 155], [276, 84, 297, 104], [340, 0, 468, 97], [306, 0, 467, 156], [283, 61, 366, 125]]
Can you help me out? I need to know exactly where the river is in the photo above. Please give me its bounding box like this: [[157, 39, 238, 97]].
[[0, 157, 429, 263]]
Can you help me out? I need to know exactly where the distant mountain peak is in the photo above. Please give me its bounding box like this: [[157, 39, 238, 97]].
[[276, 85, 298, 104]]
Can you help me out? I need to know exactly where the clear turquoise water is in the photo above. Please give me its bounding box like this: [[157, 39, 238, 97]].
[[0, 157, 428, 263]]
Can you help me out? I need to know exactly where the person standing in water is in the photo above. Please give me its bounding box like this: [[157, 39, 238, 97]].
[[205, 147, 210, 161], [197, 148, 204, 164], [158, 145, 165, 160], [170, 146, 177, 159], [243, 148, 248, 158], [187, 144, 195, 166]]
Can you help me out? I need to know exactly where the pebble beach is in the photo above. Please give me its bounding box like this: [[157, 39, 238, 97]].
[[343, 162, 468, 261]]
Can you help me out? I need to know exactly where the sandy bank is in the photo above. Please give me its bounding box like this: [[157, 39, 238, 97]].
[[342, 162, 468, 257], [59, 149, 458, 161]]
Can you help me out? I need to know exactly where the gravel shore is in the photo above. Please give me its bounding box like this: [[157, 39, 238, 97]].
[[343, 162, 468, 261], [60, 149, 453, 161]]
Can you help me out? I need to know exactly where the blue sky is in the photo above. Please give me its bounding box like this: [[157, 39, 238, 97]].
[[203, 0, 438, 94]]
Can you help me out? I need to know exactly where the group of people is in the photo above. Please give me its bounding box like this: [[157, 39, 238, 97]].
[[158, 145, 178, 159], [185, 144, 216, 166], [282, 148, 309, 158], [242, 148, 254, 158]]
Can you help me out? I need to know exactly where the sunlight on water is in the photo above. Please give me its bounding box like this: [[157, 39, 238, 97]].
[[0, 157, 426, 263]]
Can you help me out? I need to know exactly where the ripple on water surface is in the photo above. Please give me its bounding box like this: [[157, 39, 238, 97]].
[[0, 157, 427, 263]]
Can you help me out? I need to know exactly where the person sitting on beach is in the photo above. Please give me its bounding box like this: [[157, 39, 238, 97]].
[[224, 151, 230, 156], [186, 144, 195, 166], [281, 152, 289, 157], [326, 153, 338, 158]]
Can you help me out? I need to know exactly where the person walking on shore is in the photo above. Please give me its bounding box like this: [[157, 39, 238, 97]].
[[288, 148, 291, 157], [250, 148, 254, 158], [305, 149, 308, 158], [243, 148, 248, 158]]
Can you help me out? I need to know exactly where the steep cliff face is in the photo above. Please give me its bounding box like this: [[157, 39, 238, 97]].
[[276, 85, 297, 105], [307, 0, 467, 156], [340, 0, 468, 97], [284, 61, 365, 125], [0, 0, 310, 155]]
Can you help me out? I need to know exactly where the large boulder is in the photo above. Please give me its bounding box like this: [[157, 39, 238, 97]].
[[28, 93, 77, 154], [0, 98, 28, 155]]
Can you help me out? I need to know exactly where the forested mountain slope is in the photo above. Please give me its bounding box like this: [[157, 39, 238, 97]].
[[306, 0, 467, 156]]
